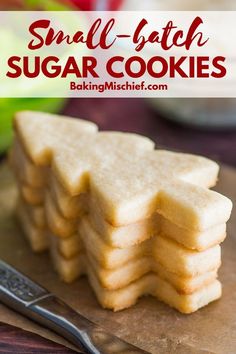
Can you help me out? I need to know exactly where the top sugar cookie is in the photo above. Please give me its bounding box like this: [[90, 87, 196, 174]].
[[14, 111, 232, 231]]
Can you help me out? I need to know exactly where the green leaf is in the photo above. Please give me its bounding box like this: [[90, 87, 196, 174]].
[[0, 98, 66, 154], [24, 0, 73, 10]]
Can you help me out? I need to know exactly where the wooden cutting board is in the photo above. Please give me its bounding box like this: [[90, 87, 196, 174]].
[[0, 162, 236, 354]]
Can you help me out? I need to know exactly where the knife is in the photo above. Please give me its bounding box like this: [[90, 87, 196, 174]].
[[0, 260, 149, 354]]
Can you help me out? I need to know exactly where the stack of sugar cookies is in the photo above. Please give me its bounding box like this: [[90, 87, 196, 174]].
[[10, 111, 232, 313]]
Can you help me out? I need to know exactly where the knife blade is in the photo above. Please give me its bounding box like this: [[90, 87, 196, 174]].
[[0, 260, 149, 354]]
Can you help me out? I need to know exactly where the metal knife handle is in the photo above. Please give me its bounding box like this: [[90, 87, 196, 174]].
[[0, 260, 149, 354]]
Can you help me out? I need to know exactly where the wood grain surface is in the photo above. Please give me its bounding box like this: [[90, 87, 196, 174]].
[[0, 322, 78, 353]]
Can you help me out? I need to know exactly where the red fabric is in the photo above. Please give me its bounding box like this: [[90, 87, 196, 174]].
[[69, 0, 123, 10], [108, 0, 123, 10], [69, 0, 94, 10]]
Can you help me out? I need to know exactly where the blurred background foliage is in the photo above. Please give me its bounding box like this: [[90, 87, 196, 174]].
[[0, 0, 77, 153]]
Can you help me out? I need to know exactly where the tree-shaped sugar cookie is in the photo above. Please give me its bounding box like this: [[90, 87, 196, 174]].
[[12, 111, 233, 313], [15, 111, 232, 235]]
